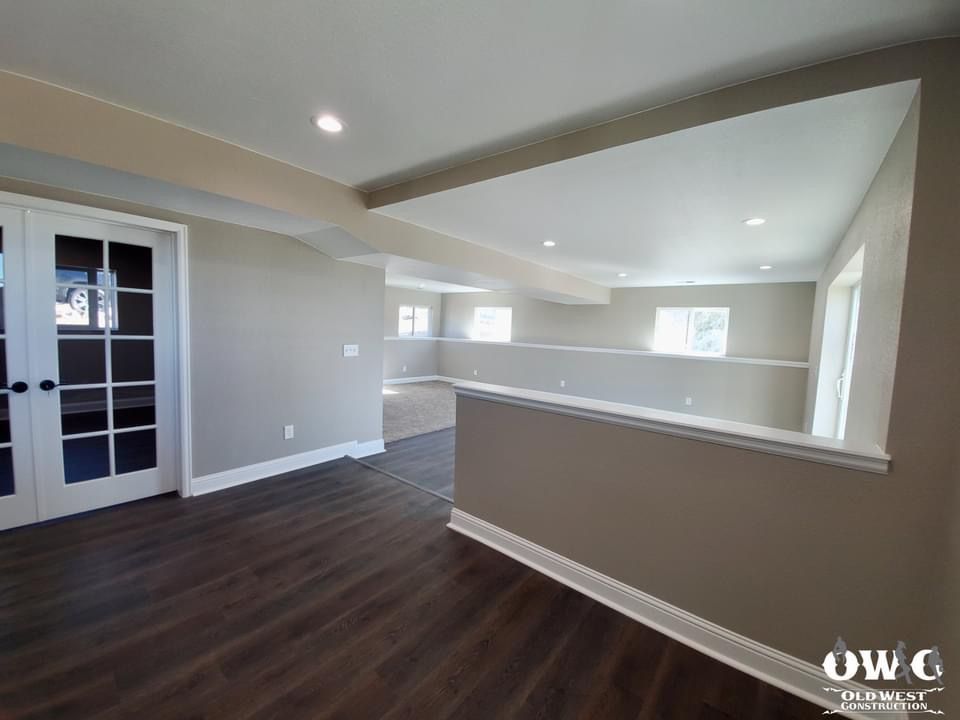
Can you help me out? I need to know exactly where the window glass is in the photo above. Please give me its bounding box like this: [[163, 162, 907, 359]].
[[472, 307, 512, 342], [654, 307, 729, 355], [689, 309, 728, 354], [413, 306, 430, 337], [653, 308, 688, 353], [398, 306, 414, 336]]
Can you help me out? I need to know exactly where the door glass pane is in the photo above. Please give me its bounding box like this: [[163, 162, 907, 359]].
[[111, 340, 154, 382], [115, 429, 156, 474], [63, 435, 110, 484], [61, 389, 108, 436], [56, 286, 111, 333], [114, 385, 155, 428], [0, 231, 11, 498], [113, 292, 153, 335], [110, 242, 153, 289], [58, 339, 106, 385], [56, 235, 104, 284], [0, 394, 9, 444], [0, 447, 12, 497]]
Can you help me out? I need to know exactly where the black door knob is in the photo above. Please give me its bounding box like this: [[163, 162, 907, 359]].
[[5, 381, 28, 394], [39, 379, 58, 391]]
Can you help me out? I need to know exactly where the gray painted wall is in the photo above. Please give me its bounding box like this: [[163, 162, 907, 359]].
[[441, 283, 815, 361], [439, 342, 807, 429], [0, 177, 385, 478], [383, 339, 438, 380], [188, 223, 384, 476], [429, 282, 815, 429], [804, 96, 918, 448]]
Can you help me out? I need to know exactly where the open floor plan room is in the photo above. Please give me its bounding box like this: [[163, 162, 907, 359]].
[[1, 2, 958, 718]]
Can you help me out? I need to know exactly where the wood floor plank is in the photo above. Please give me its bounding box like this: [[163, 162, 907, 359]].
[[0, 456, 826, 719], [361, 427, 456, 500]]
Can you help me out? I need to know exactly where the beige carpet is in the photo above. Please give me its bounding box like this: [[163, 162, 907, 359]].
[[382, 381, 456, 443]]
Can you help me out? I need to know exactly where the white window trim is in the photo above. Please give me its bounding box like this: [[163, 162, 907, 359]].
[[654, 306, 730, 357]]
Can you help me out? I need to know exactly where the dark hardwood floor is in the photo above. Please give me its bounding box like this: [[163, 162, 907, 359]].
[[0, 457, 823, 719], [359, 427, 455, 500]]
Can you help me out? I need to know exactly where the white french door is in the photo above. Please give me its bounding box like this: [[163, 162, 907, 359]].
[[0, 208, 38, 530], [0, 206, 177, 530]]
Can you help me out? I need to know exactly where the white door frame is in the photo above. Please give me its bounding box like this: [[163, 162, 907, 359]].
[[836, 281, 861, 440], [0, 191, 193, 498]]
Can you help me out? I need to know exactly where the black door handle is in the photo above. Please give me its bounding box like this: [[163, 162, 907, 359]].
[[1, 381, 29, 394], [39, 379, 58, 392]]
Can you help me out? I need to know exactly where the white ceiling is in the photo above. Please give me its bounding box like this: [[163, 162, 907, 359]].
[[385, 273, 486, 294], [376, 82, 918, 287], [0, 1, 956, 190]]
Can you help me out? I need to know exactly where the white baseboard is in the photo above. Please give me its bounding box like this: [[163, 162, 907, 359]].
[[192, 439, 382, 495], [383, 375, 459, 385], [350, 438, 385, 458], [447, 508, 902, 720], [383, 375, 439, 385]]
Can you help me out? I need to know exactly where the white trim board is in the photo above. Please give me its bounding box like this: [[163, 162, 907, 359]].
[[192, 438, 385, 495], [383, 375, 457, 385], [384, 335, 808, 369], [447, 508, 904, 720], [351, 439, 386, 458], [454, 382, 889, 474], [384, 375, 440, 385]]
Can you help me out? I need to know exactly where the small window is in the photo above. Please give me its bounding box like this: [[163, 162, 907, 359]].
[[413, 306, 430, 337], [654, 307, 729, 355], [472, 306, 512, 342], [398, 305, 431, 337]]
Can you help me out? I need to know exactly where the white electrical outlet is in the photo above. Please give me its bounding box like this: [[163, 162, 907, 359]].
[[685, 397, 693, 406], [283, 424, 295, 440], [473, 369, 479, 377], [560, 380, 566, 388], [402, 364, 407, 373]]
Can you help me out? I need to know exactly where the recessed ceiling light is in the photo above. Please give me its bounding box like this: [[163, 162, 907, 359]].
[[617, 272, 628, 278], [679, 280, 696, 284], [542, 240, 556, 247], [311, 114, 344, 133], [759, 265, 773, 270], [743, 217, 766, 226]]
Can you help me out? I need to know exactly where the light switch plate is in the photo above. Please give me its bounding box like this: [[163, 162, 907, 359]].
[[283, 424, 295, 440], [343, 344, 359, 357]]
